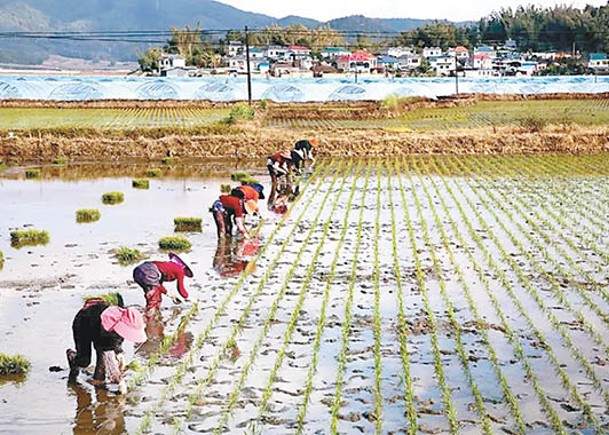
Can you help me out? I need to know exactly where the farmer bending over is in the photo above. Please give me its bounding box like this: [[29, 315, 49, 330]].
[[67, 297, 146, 392], [267, 151, 293, 190], [133, 253, 193, 310], [210, 194, 249, 238], [292, 138, 317, 175], [230, 183, 264, 216]]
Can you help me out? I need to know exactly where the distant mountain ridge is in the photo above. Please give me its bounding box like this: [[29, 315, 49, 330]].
[[0, 0, 462, 65]]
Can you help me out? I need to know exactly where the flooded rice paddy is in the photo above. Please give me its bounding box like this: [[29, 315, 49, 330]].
[[1, 155, 609, 434]]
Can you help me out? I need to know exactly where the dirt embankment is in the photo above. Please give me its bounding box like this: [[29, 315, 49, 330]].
[[2, 124, 609, 162]]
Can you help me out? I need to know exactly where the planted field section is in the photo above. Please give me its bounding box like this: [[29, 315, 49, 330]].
[[264, 99, 609, 131], [0, 107, 229, 130], [126, 154, 609, 434]]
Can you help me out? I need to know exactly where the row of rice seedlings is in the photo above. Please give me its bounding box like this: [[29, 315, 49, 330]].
[[455, 157, 609, 363], [171, 165, 343, 434], [114, 247, 146, 266], [423, 157, 571, 432], [470, 157, 609, 337], [503, 156, 609, 271], [102, 191, 124, 205], [10, 229, 49, 248], [128, 163, 328, 392], [402, 158, 493, 433], [75, 208, 101, 223], [295, 164, 361, 433], [132, 179, 150, 189], [330, 162, 372, 434], [214, 161, 355, 433], [135, 164, 333, 433], [371, 161, 384, 432], [396, 161, 459, 433], [146, 168, 162, 178], [174, 217, 202, 233], [384, 163, 418, 433], [25, 168, 41, 179], [158, 236, 191, 252], [405, 158, 527, 432], [433, 157, 603, 431]]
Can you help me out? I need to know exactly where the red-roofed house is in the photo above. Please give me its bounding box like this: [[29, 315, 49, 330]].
[[448, 46, 469, 60], [472, 54, 492, 70], [288, 45, 311, 57], [336, 50, 377, 72]]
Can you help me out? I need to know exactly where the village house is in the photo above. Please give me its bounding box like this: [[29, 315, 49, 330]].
[[423, 47, 442, 58], [447, 46, 469, 61], [474, 46, 497, 58], [336, 50, 377, 72], [428, 55, 456, 76], [159, 54, 193, 77], [378, 46, 414, 58], [266, 46, 289, 61], [377, 57, 399, 72], [472, 54, 493, 71], [397, 54, 422, 71], [226, 41, 244, 57], [320, 47, 351, 61], [587, 53, 609, 71]]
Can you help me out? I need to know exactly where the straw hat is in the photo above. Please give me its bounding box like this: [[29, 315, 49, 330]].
[[244, 199, 259, 215]]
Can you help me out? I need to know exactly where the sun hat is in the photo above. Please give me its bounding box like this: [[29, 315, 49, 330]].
[[249, 183, 265, 200], [168, 252, 194, 278], [101, 307, 147, 343], [244, 199, 259, 215], [309, 138, 318, 147]]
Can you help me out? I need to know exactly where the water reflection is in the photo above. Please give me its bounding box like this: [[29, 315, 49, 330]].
[[69, 383, 125, 435], [136, 308, 193, 361], [213, 236, 260, 277]]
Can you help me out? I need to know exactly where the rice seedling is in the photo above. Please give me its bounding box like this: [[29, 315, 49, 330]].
[[0, 250, 3, 270], [25, 168, 41, 178], [331, 162, 371, 434], [132, 179, 150, 189], [137, 164, 334, 434], [75, 208, 101, 223], [0, 354, 30, 376], [173, 217, 202, 233], [161, 157, 177, 165], [114, 247, 145, 266], [296, 164, 360, 434], [101, 191, 124, 205], [146, 168, 162, 178], [230, 171, 252, 183], [220, 184, 231, 194], [52, 156, 69, 165], [82, 292, 123, 306], [10, 229, 49, 248], [158, 236, 191, 252]]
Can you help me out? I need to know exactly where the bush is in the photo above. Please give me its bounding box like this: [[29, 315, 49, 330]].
[[174, 217, 202, 232], [10, 229, 49, 248], [132, 179, 150, 189], [228, 103, 255, 124], [76, 209, 101, 223], [158, 236, 191, 252], [25, 169, 41, 179], [114, 247, 145, 265], [102, 192, 124, 205], [82, 292, 124, 306], [0, 353, 30, 376]]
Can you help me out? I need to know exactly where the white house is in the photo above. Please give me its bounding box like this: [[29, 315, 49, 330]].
[[423, 47, 442, 58], [447, 46, 469, 60], [428, 55, 456, 76], [474, 46, 497, 58], [378, 46, 414, 58], [227, 41, 244, 57], [228, 56, 267, 73], [397, 54, 421, 70], [159, 54, 186, 70], [320, 47, 351, 60], [248, 47, 266, 59], [588, 53, 609, 71], [266, 46, 289, 60], [472, 54, 493, 71]]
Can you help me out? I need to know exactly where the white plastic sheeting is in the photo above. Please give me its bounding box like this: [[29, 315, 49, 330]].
[[0, 75, 607, 101]]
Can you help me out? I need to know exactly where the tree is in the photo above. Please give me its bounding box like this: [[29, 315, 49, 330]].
[[138, 47, 163, 72]]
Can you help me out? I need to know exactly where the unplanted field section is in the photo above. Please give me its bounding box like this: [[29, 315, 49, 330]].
[[265, 99, 609, 131], [128, 154, 609, 434], [0, 107, 230, 129]]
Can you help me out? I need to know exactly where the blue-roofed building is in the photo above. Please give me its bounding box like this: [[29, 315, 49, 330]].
[[587, 53, 608, 71], [377, 57, 399, 72]]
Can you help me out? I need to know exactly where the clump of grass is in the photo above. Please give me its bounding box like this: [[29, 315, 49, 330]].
[[161, 157, 176, 165], [146, 168, 162, 178], [114, 247, 145, 266], [221, 184, 231, 194], [25, 168, 41, 179], [231, 171, 258, 184], [132, 179, 150, 189], [102, 192, 124, 205], [519, 116, 547, 133], [52, 156, 69, 165], [82, 292, 124, 306], [76, 209, 101, 223], [228, 103, 255, 124], [0, 250, 3, 270], [0, 353, 31, 376], [158, 236, 191, 252], [10, 229, 49, 248], [174, 217, 202, 232]]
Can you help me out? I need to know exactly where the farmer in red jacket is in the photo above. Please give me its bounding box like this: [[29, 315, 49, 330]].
[[133, 253, 194, 310], [230, 183, 264, 216], [210, 194, 250, 238]]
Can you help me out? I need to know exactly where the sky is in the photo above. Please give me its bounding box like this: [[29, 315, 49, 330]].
[[216, 0, 607, 22]]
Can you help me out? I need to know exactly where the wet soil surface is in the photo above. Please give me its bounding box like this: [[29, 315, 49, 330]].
[[1, 155, 609, 434]]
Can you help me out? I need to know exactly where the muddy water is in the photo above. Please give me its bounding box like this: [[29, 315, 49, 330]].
[[0, 162, 274, 434]]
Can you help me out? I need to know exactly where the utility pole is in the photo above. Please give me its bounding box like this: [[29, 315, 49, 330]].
[[245, 26, 252, 106], [454, 52, 459, 95]]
